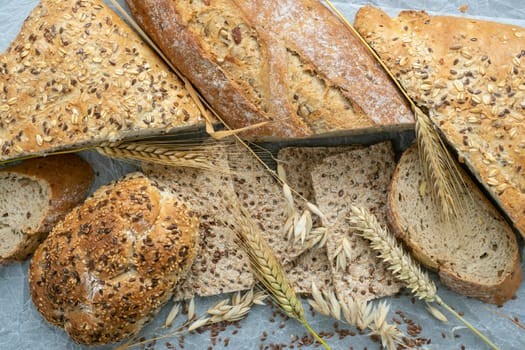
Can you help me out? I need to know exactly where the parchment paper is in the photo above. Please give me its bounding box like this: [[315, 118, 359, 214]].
[[0, 1, 524, 349]]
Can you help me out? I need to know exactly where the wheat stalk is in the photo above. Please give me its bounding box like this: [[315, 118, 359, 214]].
[[234, 208, 330, 349], [347, 205, 500, 350], [324, 0, 465, 223], [308, 282, 404, 350]]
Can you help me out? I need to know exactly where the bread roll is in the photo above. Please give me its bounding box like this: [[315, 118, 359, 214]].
[[125, 0, 414, 139], [388, 145, 521, 305], [354, 6, 525, 237], [0, 154, 93, 262], [29, 173, 199, 345], [0, 0, 204, 162]]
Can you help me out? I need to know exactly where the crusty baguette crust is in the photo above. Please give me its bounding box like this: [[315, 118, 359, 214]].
[[29, 173, 200, 345], [0, 154, 93, 262], [388, 145, 522, 305], [355, 6, 525, 238], [126, 0, 414, 139], [0, 0, 204, 162]]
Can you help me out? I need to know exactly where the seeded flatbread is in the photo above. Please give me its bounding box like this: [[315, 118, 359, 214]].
[[311, 142, 401, 302], [0, 0, 204, 162]]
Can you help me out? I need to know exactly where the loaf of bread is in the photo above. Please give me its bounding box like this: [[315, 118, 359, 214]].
[[0, 0, 204, 162], [0, 154, 93, 262], [125, 0, 414, 139], [388, 145, 521, 305], [29, 173, 200, 345], [354, 6, 525, 237]]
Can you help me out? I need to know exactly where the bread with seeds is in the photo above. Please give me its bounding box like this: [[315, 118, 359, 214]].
[[0, 0, 204, 163], [388, 145, 521, 305], [29, 172, 200, 345], [125, 0, 414, 139], [354, 6, 525, 237], [0, 154, 93, 262]]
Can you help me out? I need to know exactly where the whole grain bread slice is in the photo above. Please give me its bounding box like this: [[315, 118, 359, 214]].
[[0, 0, 204, 162], [311, 142, 402, 302], [388, 145, 522, 305], [0, 154, 93, 262], [354, 6, 525, 238]]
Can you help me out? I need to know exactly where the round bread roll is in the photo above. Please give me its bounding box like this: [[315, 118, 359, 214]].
[[0, 154, 93, 262], [29, 172, 200, 345]]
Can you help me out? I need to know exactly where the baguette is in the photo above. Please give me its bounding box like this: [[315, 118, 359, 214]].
[[0, 154, 93, 262], [354, 6, 525, 237], [125, 0, 414, 139], [388, 145, 521, 305], [0, 0, 204, 162], [29, 172, 200, 345]]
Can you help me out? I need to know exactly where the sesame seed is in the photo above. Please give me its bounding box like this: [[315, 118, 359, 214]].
[[36, 134, 43, 146]]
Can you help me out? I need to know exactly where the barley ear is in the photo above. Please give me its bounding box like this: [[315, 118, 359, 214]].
[[348, 205, 500, 350], [234, 209, 331, 350]]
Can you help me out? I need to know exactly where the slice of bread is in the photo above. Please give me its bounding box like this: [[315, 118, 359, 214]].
[[388, 145, 522, 305], [29, 172, 200, 345], [0, 154, 93, 262], [311, 142, 402, 302]]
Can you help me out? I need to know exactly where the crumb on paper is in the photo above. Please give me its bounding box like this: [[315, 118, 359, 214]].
[[459, 4, 468, 13]]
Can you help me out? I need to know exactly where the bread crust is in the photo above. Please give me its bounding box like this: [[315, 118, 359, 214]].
[[125, 0, 414, 139], [0, 0, 204, 162], [0, 154, 93, 262], [387, 145, 522, 305], [355, 6, 525, 238], [29, 173, 200, 345]]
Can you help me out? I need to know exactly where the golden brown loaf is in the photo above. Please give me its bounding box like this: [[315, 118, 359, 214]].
[[354, 6, 525, 237], [0, 0, 204, 162], [389, 146, 521, 305], [0, 154, 93, 262], [29, 173, 200, 345], [125, 0, 414, 139]]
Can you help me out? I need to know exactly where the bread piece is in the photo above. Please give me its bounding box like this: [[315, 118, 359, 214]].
[[125, 0, 414, 139], [311, 142, 401, 302], [29, 173, 200, 345], [388, 145, 521, 305], [0, 154, 93, 262], [0, 0, 204, 162], [142, 152, 255, 299], [354, 6, 525, 237]]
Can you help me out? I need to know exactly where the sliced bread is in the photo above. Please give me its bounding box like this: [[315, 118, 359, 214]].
[[0, 154, 93, 262], [311, 142, 402, 302], [388, 145, 522, 305]]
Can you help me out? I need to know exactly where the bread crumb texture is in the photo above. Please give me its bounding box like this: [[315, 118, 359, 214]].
[[29, 172, 199, 345], [0, 0, 203, 162], [355, 6, 525, 237]]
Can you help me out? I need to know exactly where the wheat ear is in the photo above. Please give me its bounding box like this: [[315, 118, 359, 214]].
[[308, 283, 404, 350], [348, 205, 500, 350], [325, 0, 465, 222], [234, 209, 330, 350]]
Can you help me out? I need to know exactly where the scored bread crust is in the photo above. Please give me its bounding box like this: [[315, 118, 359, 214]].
[[125, 0, 414, 139], [387, 145, 522, 305], [0, 0, 204, 162], [354, 6, 525, 238], [29, 173, 200, 345], [0, 154, 93, 262]]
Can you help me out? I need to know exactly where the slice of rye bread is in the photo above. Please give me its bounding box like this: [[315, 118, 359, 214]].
[[142, 152, 255, 299], [277, 146, 359, 294], [388, 145, 522, 305], [354, 6, 525, 238], [311, 142, 402, 302], [0, 0, 204, 162]]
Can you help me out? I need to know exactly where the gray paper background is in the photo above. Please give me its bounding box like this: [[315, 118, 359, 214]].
[[0, 1, 524, 349]]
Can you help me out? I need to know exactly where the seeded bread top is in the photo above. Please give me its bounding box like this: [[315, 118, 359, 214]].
[[0, 0, 204, 162], [355, 6, 525, 237]]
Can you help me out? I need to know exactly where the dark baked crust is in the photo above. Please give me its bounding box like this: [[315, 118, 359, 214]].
[[29, 173, 200, 345]]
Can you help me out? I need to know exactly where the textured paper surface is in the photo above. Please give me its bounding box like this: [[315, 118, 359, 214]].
[[0, 0, 524, 349]]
